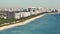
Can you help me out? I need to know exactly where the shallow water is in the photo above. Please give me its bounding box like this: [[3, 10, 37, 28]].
[[0, 14, 60, 34]]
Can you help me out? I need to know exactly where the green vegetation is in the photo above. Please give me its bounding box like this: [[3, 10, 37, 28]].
[[0, 11, 57, 27], [0, 18, 16, 27]]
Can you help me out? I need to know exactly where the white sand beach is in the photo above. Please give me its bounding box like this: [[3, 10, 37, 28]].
[[0, 14, 45, 31]]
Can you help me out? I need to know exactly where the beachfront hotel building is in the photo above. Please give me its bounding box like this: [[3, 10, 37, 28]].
[[0, 8, 32, 19], [51, 8, 58, 13], [28, 7, 43, 15], [56, 8, 60, 13], [0, 7, 50, 19]]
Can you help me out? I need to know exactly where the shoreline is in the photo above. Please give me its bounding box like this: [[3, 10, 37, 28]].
[[0, 14, 46, 31]]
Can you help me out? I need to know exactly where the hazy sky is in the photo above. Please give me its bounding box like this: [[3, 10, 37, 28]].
[[0, 0, 60, 8]]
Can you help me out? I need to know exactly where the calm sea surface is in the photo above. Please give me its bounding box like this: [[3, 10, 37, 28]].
[[0, 14, 60, 34]]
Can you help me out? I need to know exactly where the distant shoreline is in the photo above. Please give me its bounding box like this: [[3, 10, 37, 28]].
[[0, 14, 46, 31]]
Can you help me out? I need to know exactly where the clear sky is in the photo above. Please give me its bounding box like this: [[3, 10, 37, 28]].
[[0, 0, 60, 8]]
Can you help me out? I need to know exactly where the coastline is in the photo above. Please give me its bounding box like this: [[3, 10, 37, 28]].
[[0, 14, 46, 31]]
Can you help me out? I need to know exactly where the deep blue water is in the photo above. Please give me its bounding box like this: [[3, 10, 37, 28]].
[[0, 14, 60, 34]]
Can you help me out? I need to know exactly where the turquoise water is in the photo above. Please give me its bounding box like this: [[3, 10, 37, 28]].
[[0, 14, 60, 34]]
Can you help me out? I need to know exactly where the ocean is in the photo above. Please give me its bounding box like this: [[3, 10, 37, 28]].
[[0, 14, 60, 34]]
